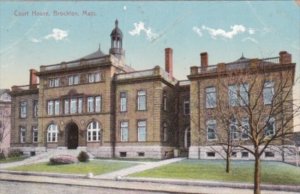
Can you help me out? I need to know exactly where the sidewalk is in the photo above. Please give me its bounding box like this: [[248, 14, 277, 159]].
[[94, 157, 184, 179], [0, 172, 298, 194]]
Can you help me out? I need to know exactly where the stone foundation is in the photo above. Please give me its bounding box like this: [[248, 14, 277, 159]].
[[11, 146, 46, 156], [86, 146, 113, 158], [189, 145, 298, 161], [115, 146, 175, 159]]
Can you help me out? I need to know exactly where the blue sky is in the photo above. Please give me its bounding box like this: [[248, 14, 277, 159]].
[[0, 1, 299, 127]]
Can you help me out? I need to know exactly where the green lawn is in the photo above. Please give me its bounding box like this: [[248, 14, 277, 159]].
[[131, 159, 300, 185], [8, 160, 136, 175], [0, 156, 28, 163]]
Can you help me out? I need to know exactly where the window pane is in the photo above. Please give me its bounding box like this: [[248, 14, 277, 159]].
[[68, 76, 73, 85], [70, 98, 77, 114], [137, 91, 146, 111], [138, 121, 146, 142], [206, 87, 216, 108], [240, 83, 249, 106], [121, 121, 129, 142], [20, 101, 27, 118], [228, 85, 238, 106], [120, 92, 127, 112], [64, 99, 69, 114], [207, 120, 216, 140], [265, 117, 275, 136], [78, 98, 83, 113], [263, 81, 274, 105], [54, 100, 60, 115], [95, 73, 100, 82], [184, 100, 190, 115], [95, 96, 101, 112], [87, 97, 94, 112], [48, 101, 53, 115], [74, 75, 79, 84]]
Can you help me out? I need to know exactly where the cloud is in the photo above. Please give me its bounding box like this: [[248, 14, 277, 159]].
[[44, 28, 68, 41], [248, 28, 255, 35], [30, 38, 42, 43], [201, 25, 246, 39], [192, 26, 202, 37], [129, 22, 158, 41], [242, 37, 258, 44]]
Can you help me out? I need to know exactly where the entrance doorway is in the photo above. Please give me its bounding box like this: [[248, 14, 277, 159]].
[[184, 127, 191, 149], [66, 122, 79, 149]]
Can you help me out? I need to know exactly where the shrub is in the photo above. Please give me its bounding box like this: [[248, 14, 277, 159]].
[[8, 149, 23, 158], [77, 151, 89, 162], [0, 152, 6, 160], [49, 155, 77, 165]]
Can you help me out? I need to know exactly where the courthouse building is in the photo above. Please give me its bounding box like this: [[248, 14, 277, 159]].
[[9, 20, 296, 160]]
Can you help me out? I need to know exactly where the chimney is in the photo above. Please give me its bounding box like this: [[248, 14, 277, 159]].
[[29, 69, 37, 88], [165, 48, 173, 77], [279, 51, 292, 64], [200, 52, 208, 67]]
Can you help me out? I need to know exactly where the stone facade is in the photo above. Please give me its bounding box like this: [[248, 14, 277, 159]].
[[0, 89, 11, 155], [188, 52, 296, 160]]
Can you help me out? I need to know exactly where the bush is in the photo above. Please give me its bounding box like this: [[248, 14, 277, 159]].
[[0, 152, 6, 160], [8, 149, 23, 158], [77, 151, 89, 162], [49, 155, 77, 165]]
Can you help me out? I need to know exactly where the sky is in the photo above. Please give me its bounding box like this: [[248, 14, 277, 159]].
[[0, 1, 299, 129]]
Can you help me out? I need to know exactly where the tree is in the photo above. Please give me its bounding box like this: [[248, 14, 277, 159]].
[[0, 106, 10, 158], [211, 61, 299, 194]]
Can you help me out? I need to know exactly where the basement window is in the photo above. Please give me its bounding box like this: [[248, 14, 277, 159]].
[[265, 151, 275, 158], [231, 152, 237, 158], [120, 152, 127, 157], [206, 152, 215, 157], [138, 152, 145, 157], [242, 152, 249, 158]]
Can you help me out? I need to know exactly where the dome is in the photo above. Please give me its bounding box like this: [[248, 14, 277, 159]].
[[110, 19, 123, 38]]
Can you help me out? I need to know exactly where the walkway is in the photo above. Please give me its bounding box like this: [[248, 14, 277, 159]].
[[95, 157, 184, 179]]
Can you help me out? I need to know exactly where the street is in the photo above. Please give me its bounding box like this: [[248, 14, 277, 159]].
[[0, 180, 168, 194]]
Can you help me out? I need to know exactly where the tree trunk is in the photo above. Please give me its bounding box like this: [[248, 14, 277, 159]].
[[226, 145, 230, 173], [254, 155, 261, 194]]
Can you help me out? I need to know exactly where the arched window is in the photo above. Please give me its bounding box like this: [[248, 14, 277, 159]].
[[47, 124, 58, 142], [87, 121, 101, 142]]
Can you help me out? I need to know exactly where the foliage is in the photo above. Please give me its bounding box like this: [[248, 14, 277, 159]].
[[8, 149, 23, 158], [49, 155, 77, 165], [77, 151, 89, 162]]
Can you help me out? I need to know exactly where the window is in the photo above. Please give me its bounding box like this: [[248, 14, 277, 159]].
[[78, 98, 83, 113], [64, 99, 69, 114], [228, 85, 238, 106], [70, 98, 77, 114], [95, 96, 101, 112], [32, 127, 38, 143], [20, 101, 27, 118], [47, 100, 54, 115], [241, 118, 250, 139], [263, 81, 274, 105], [68, 75, 79, 85], [264, 117, 275, 136], [20, 127, 26, 143], [231, 152, 237, 158], [88, 72, 101, 83], [138, 120, 146, 142], [120, 121, 129, 142], [163, 92, 167, 111], [87, 121, 101, 142], [183, 100, 190, 115], [54, 100, 60, 115], [138, 152, 145, 157], [33, 100, 38, 118], [265, 151, 275, 157], [207, 120, 217, 140], [137, 90, 146, 111], [120, 152, 127, 157], [229, 118, 239, 140], [47, 124, 58, 142], [120, 92, 127, 112], [87, 97, 94, 112], [242, 152, 249, 158], [163, 122, 168, 142], [207, 152, 215, 157], [49, 78, 60, 88], [240, 83, 249, 106], [206, 87, 216, 108]]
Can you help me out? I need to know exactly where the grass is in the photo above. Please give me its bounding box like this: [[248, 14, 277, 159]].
[[0, 156, 28, 163], [131, 159, 300, 185], [8, 160, 137, 175], [95, 157, 161, 162]]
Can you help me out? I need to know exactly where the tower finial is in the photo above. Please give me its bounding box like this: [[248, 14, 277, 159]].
[[98, 43, 101, 51], [115, 19, 118, 27]]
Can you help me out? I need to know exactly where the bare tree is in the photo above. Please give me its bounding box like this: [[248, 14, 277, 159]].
[[211, 63, 300, 194], [0, 108, 10, 158]]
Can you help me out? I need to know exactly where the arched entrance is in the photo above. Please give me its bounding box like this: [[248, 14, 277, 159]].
[[65, 122, 79, 149]]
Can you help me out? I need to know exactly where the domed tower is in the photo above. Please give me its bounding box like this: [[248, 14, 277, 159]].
[[109, 19, 124, 59]]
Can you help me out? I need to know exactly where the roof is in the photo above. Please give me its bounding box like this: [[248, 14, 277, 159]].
[[79, 46, 106, 60], [0, 89, 10, 96], [110, 19, 123, 38]]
